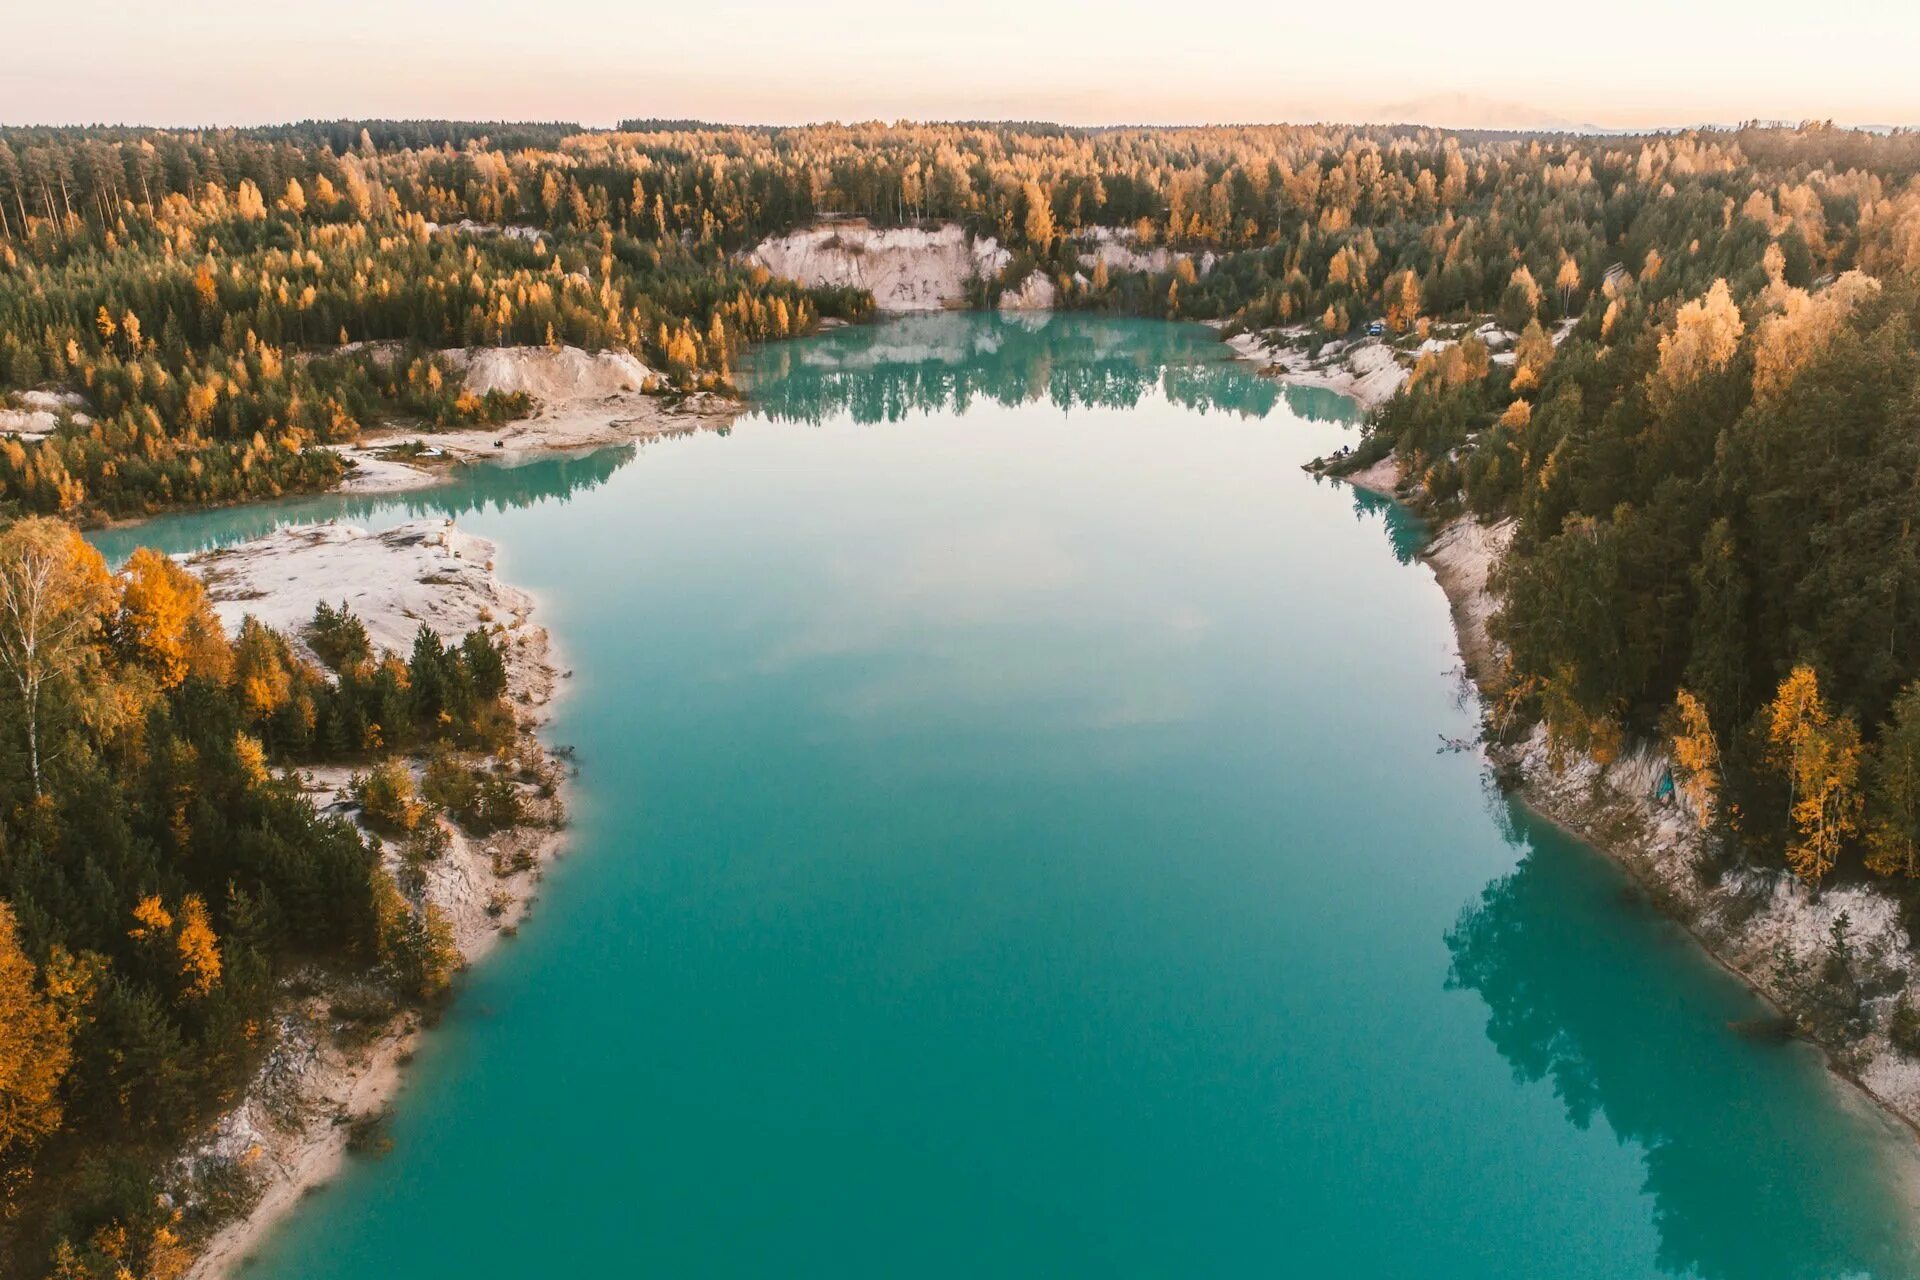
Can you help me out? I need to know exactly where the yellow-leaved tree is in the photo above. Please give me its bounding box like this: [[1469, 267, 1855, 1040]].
[[1668, 689, 1720, 829], [0, 518, 116, 795], [1509, 319, 1554, 393], [1765, 664, 1863, 887], [175, 895, 223, 998], [117, 548, 233, 688], [129, 894, 224, 1001], [1021, 181, 1055, 249], [1382, 268, 1421, 334], [1750, 271, 1879, 406], [0, 901, 74, 1164], [1554, 253, 1581, 312], [230, 616, 295, 723], [1650, 279, 1744, 409]]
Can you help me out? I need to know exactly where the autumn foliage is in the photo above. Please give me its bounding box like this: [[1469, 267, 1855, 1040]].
[[0, 516, 534, 1273]]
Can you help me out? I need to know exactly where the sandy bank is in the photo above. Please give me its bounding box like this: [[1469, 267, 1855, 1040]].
[[190, 521, 540, 668], [1332, 453, 1404, 501], [329, 345, 737, 493], [177, 520, 569, 1279], [1220, 326, 1410, 410]]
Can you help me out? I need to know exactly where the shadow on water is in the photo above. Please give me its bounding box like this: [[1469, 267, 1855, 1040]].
[[741, 313, 1363, 427], [1446, 798, 1920, 1280]]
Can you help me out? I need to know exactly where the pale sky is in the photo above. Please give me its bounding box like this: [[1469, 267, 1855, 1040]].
[[4, 0, 1916, 132]]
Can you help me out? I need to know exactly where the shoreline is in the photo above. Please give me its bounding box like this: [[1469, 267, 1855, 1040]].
[[176, 521, 576, 1279], [333, 385, 740, 496], [143, 322, 1920, 1276], [1320, 456, 1920, 1150], [1213, 324, 1410, 411], [157, 343, 741, 1275]]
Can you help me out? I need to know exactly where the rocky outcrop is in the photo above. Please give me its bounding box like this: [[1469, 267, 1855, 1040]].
[[1, 389, 92, 440], [1224, 327, 1410, 409]]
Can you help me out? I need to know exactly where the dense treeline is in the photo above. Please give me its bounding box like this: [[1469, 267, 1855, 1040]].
[[10, 120, 1920, 513], [10, 119, 1919, 521], [1330, 132, 1920, 904], [0, 519, 548, 1277], [14, 117, 1920, 1270], [0, 123, 867, 520]]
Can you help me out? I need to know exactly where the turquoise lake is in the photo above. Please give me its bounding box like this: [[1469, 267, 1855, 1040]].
[[109, 315, 1920, 1278]]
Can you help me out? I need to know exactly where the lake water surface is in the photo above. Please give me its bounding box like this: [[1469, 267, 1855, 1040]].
[[113, 316, 1920, 1278]]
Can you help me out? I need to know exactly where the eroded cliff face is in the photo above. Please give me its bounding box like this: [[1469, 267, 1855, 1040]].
[[748, 222, 1010, 312], [748, 221, 1223, 317]]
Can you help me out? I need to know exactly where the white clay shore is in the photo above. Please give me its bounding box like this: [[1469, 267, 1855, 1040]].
[[1217, 325, 1411, 409], [1324, 457, 1920, 1144], [328, 345, 738, 493], [178, 520, 570, 1279]]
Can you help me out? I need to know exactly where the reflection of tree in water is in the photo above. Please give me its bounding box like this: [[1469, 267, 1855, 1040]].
[[1347, 488, 1426, 566], [1281, 382, 1367, 424], [374, 444, 637, 522], [745, 314, 1311, 424], [94, 445, 638, 563], [1447, 801, 1920, 1280]]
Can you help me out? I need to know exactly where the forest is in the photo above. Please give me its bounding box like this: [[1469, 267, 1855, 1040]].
[[1317, 131, 1920, 913], [8, 119, 1917, 522], [0, 517, 555, 1276], [10, 115, 1920, 1274]]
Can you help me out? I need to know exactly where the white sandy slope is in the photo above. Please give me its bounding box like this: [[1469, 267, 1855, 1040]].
[[750, 221, 1218, 315], [1223, 327, 1410, 409], [1, 389, 93, 441], [329, 345, 735, 493], [190, 520, 537, 671], [997, 269, 1059, 313], [179, 520, 566, 1279], [422, 219, 544, 242], [1076, 226, 1217, 278], [1336, 453, 1406, 501], [748, 222, 1010, 312]]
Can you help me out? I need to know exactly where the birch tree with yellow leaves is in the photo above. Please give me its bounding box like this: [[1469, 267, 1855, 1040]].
[[0, 518, 115, 796]]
